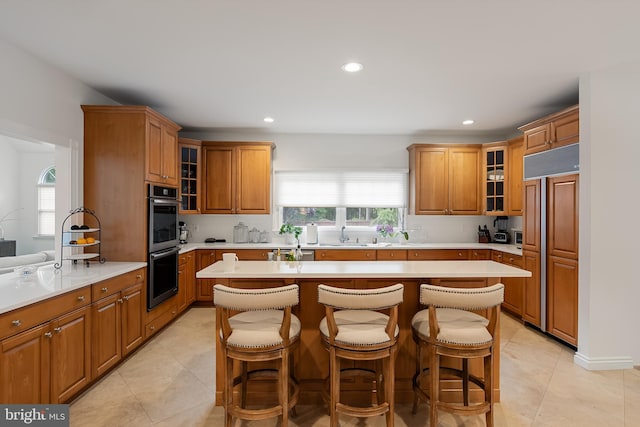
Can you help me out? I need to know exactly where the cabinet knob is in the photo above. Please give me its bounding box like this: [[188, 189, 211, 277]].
[[117, 298, 123, 304], [44, 332, 53, 338], [458, 252, 463, 257], [162, 175, 169, 179], [11, 320, 21, 327], [54, 327, 62, 334], [390, 253, 394, 257], [123, 295, 130, 301], [136, 274, 142, 279], [101, 287, 108, 293], [77, 295, 85, 302], [509, 257, 514, 262], [366, 253, 371, 258], [149, 325, 155, 331]]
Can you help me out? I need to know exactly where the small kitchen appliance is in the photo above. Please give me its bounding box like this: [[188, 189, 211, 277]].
[[493, 216, 510, 243], [178, 221, 189, 244], [513, 229, 523, 249]]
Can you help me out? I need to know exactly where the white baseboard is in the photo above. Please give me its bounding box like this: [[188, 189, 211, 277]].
[[574, 352, 634, 370]]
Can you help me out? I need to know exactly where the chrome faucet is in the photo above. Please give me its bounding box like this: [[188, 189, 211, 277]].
[[339, 226, 350, 243]]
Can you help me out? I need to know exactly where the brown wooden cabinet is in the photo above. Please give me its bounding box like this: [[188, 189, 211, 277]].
[[82, 105, 182, 261], [493, 251, 524, 318], [507, 136, 524, 216], [482, 142, 507, 215], [316, 249, 376, 261], [408, 144, 481, 215], [196, 249, 217, 301], [519, 105, 579, 155], [408, 249, 469, 260], [376, 249, 408, 260], [91, 270, 145, 378], [522, 250, 541, 327], [547, 256, 578, 346], [522, 179, 541, 252], [178, 252, 196, 312], [547, 174, 579, 260], [178, 138, 202, 214], [202, 141, 274, 214], [470, 249, 491, 260], [0, 305, 91, 404]]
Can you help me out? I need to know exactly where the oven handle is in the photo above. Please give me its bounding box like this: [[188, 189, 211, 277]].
[[150, 198, 180, 206], [150, 247, 180, 260]]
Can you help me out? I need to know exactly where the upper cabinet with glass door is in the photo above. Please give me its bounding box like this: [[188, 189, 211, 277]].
[[178, 138, 201, 214], [482, 142, 508, 216]]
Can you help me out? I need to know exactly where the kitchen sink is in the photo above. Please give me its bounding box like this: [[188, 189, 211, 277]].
[[318, 243, 370, 247]]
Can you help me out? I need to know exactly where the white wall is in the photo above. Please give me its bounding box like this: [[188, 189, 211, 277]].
[[0, 37, 117, 261], [575, 64, 640, 369], [0, 139, 19, 241]]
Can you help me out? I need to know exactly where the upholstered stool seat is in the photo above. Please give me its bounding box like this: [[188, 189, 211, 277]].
[[318, 283, 404, 427], [411, 283, 504, 427], [214, 284, 301, 427]]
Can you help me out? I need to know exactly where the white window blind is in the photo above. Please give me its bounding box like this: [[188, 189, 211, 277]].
[[38, 186, 55, 236], [275, 170, 407, 208]]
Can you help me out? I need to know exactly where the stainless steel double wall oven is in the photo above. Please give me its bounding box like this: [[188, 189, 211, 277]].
[[147, 185, 180, 310]]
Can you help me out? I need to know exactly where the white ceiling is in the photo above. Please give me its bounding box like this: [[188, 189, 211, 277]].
[[1, 0, 639, 136]]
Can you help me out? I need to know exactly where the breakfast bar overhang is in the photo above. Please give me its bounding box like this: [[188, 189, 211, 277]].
[[197, 260, 532, 407]]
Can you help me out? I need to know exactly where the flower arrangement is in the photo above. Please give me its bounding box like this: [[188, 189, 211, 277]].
[[376, 224, 409, 241], [279, 223, 303, 244]]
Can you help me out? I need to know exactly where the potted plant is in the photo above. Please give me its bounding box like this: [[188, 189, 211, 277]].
[[279, 223, 302, 245]]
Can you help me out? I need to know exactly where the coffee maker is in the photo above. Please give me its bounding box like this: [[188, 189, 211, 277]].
[[178, 221, 189, 244], [493, 216, 510, 243]]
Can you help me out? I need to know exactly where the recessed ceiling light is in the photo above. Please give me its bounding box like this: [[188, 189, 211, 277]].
[[263, 117, 274, 123], [462, 119, 475, 125], [342, 62, 363, 73]]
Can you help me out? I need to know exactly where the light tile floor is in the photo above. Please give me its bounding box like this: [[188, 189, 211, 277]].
[[70, 307, 640, 426]]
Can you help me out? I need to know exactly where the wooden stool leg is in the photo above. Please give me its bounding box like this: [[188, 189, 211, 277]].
[[485, 351, 494, 427], [225, 354, 234, 427], [376, 359, 384, 406], [462, 358, 469, 406], [281, 350, 289, 427], [241, 361, 248, 408], [330, 347, 340, 427], [386, 349, 396, 427], [412, 340, 422, 414], [429, 347, 439, 427]]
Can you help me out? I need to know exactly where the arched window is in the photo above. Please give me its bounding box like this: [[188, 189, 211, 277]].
[[37, 166, 56, 236]]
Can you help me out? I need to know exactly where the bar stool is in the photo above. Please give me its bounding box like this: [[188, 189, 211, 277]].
[[213, 284, 301, 427], [318, 283, 404, 427], [411, 283, 504, 427]]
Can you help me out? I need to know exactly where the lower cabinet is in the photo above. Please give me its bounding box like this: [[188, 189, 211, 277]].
[[0, 306, 92, 404], [178, 252, 196, 312], [196, 249, 216, 301], [522, 250, 541, 327], [92, 282, 144, 378], [547, 256, 578, 346], [493, 251, 524, 318]]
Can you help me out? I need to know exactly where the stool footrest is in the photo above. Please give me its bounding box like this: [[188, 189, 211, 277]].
[[337, 402, 390, 418]]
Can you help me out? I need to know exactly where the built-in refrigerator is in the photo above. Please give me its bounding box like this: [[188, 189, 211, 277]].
[[523, 143, 580, 346]]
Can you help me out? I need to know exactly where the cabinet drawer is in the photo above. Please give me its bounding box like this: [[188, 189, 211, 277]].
[[503, 253, 524, 268], [316, 250, 376, 261], [408, 249, 469, 260], [145, 304, 177, 339], [491, 251, 505, 263], [376, 250, 408, 260], [91, 268, 145, 300], [224, 249, 273, 261], [0, 287, 91, 340]]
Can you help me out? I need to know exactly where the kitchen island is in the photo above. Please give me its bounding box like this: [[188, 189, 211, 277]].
[[198, 260, 531, 406]]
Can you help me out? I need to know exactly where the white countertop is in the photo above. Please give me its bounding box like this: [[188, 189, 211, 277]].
[[197, 260, 531, 279], [0, 262, 147, 315], [180, 242, 522, 256]]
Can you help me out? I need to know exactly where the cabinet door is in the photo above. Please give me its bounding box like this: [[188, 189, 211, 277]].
[[412, 147, 448, 214], [316, 249, 375, 261], [197, 279, 215, 301], [236, 145, 271, 214], [470, 249, 491, 260], [449, 146, 481, 215], [522, 179, 541, 252], [179, 140, 202, 214], [547, 256, 578, 345], [0, 323, 50, 403], [408, 249, 468, 260], [177, 258, 188, 312], [376, 250, 408, 260], [550, 110, 579, 149], [482, 144, 507, 215], [91, 294, 122, 378], [161, 125, 178, 186], [50, 306, 92, 403], [185, 252, 196, 304], [547, 174, 579, 260], [522, 250, 541, 327], [507, 136, 524, 216], [501, 276, 524, 318], [203, 146, 234, 213], [121, 284, 144, 356], [523, 123, 550, 155], [146, 117, 164, 184]]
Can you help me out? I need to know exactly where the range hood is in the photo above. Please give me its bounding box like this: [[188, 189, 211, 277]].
[[524, 143, 579, 180]]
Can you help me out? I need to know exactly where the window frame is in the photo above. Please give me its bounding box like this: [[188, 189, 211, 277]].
[[37, 165, 56, 237]]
